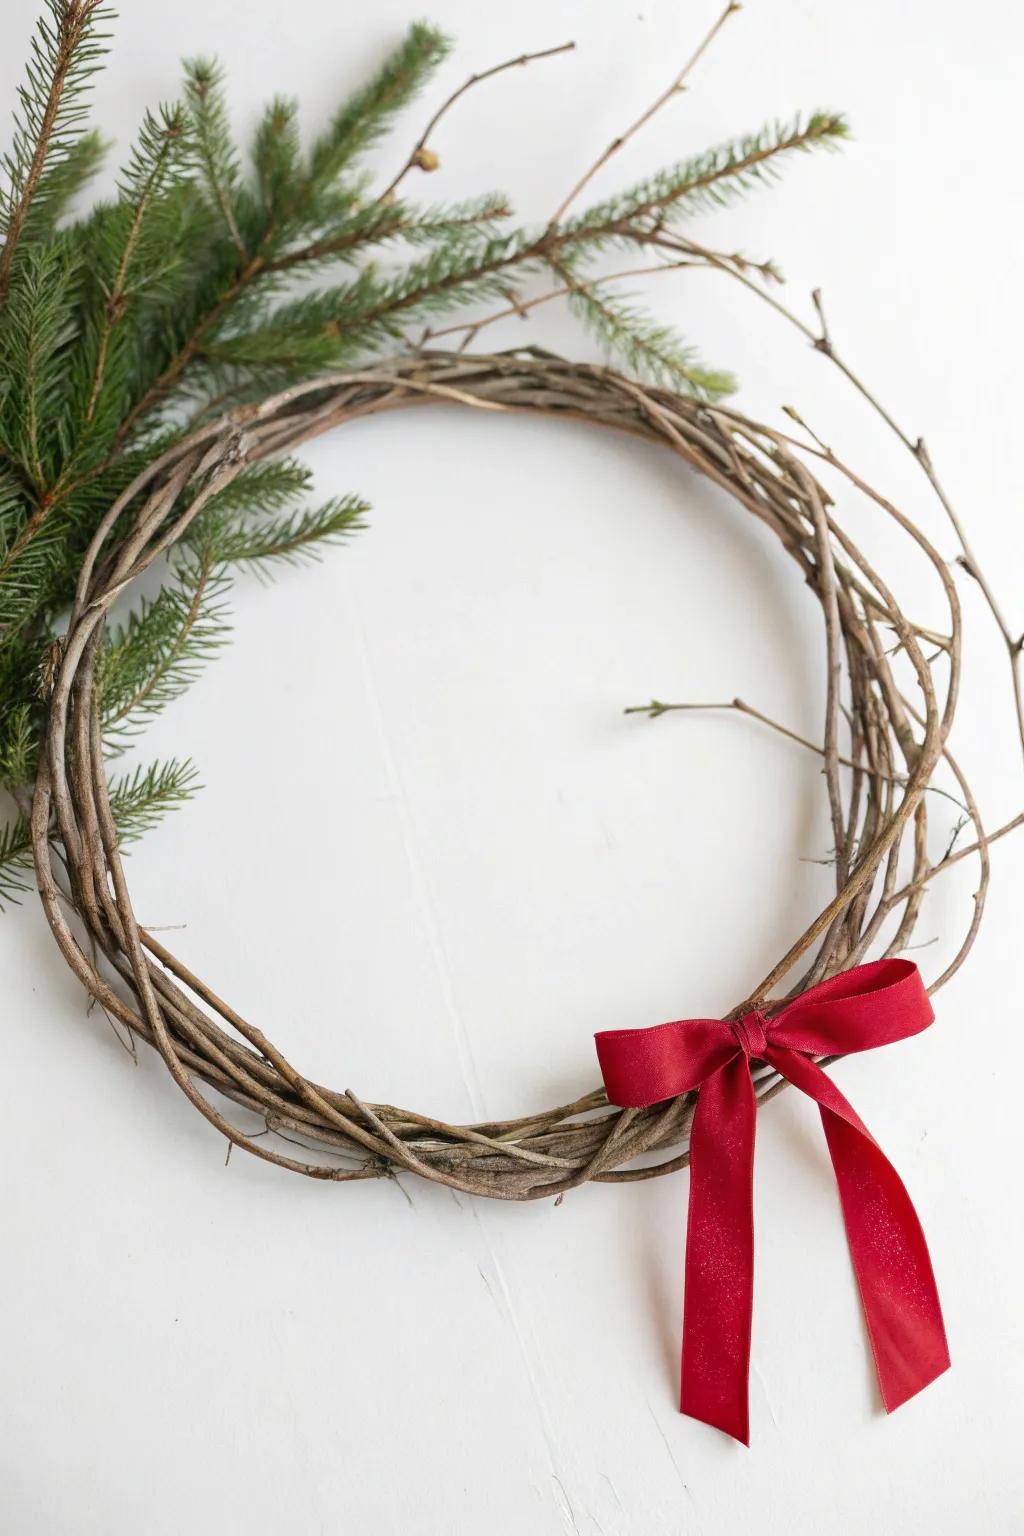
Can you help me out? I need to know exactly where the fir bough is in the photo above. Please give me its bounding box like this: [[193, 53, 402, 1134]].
[[0, 2, 848, 904]]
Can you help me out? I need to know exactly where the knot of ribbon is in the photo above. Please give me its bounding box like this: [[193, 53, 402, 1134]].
[[594, 957, 949, 1444], [729, 1009, 768, 1059]]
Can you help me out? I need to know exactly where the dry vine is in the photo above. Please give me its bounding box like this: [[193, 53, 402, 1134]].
[[30, 348, 1000, 1198]]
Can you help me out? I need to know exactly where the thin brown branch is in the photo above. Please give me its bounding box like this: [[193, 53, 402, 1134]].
[[547, 1, 740, 228], [377, 40, 576, 205], [625, 695, 901, 782], [646, 233, 1024, 764], [423, 257, 699, 348]]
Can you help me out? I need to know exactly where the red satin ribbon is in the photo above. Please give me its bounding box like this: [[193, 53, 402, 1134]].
[[594, 958, 950, 1444]]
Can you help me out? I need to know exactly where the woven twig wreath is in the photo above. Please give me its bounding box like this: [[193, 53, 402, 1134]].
[[31, 349, 983, 1199]]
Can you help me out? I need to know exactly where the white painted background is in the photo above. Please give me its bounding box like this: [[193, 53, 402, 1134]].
[[2, 2, 1022, 1531]]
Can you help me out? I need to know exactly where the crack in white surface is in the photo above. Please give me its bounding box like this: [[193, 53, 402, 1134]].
[[467, 1200, 591, 1536], [751, 1363, 779, 1429], [645, 1400, 702, 1529]]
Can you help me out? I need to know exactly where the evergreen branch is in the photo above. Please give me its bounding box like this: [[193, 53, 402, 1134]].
[[209, 493, 367, 570], [105, 71, 843, 442], [80, 104, 190, 429], [197, 456, 316, 518], [106, 756, 201, 841], [183, 57, 247, 259], [0, 753, 200, 907], [310, 22, 451, 187], [421, 256, 706, 346], [112, 254, 261, 442], [258, 199, 414, 275], [0, 0, 110, 301], [98, 550, 230, 739], [0, 699, 36, 790], [566, 111, 849, 237], [396, 194, 513, 243], [17, 126, 106, 243], [553, 256, 735, 397], [252, 96, 300, 222], [258, 193, 512, 276], [0, 494, 60, 646], [202, 236, 535, 369], [0, 812, 32, 908], [0, 509, 63, 636], [0, 239, 79, 492]]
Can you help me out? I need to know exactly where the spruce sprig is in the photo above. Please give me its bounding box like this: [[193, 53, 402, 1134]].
[[0, 4, 848, 899], [0, 0, 111, 297]]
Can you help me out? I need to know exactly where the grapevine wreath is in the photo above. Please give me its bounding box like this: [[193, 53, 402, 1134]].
[[3, 3, 1022, 1442]]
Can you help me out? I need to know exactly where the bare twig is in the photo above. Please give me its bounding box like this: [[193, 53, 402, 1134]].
[[378, 40, 576, 204], [421, 258, 697, 348], [641, 231, 1024, 763], [546, 1, 740, 228]]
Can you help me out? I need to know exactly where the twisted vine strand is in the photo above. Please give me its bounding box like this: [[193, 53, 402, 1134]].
[[31, 350, 981, 1197]]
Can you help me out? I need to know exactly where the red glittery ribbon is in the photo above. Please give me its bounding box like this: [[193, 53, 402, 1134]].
[[595, 958, 950, 1444]]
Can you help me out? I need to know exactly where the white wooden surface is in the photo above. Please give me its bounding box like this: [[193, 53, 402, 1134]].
[[2, 2, 1022, 1531]]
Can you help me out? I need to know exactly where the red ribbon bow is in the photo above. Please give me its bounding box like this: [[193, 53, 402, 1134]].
[[595, 958, 949, 1444]]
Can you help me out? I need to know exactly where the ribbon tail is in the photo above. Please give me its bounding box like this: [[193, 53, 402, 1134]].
[[767, 1045, 950, 1413], [681, 1053, 756, 1444]]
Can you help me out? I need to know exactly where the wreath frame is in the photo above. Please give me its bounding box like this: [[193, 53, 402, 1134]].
[[30, 347, 993, 1199]]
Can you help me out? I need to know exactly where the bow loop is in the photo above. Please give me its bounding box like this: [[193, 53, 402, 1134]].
[[594, 957, 949, 1444], [766, 956, 934, 1058]]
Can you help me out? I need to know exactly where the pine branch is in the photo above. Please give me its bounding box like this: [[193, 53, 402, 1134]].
[[106, 755, 200, 841], [0, 812, 32, 908], [209, 493, 367, 571], [203, 232, 535, 371], [17, 126, 106, 243], [0, 699, 36, 790], [0, 0, 110, 301], [309, 22, 451, 188], [0, 503, 64, 637], [78, 104, 191, 431], [565, 111, 849, 240], [196, 456, 316, 518], [98, 549, 231, 743], [0, 753, 200, 908], [183, 57, 247, 259], [252, 96, 301, 223], [555, 257, 735, 397], [0, 238, 79, 492]]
